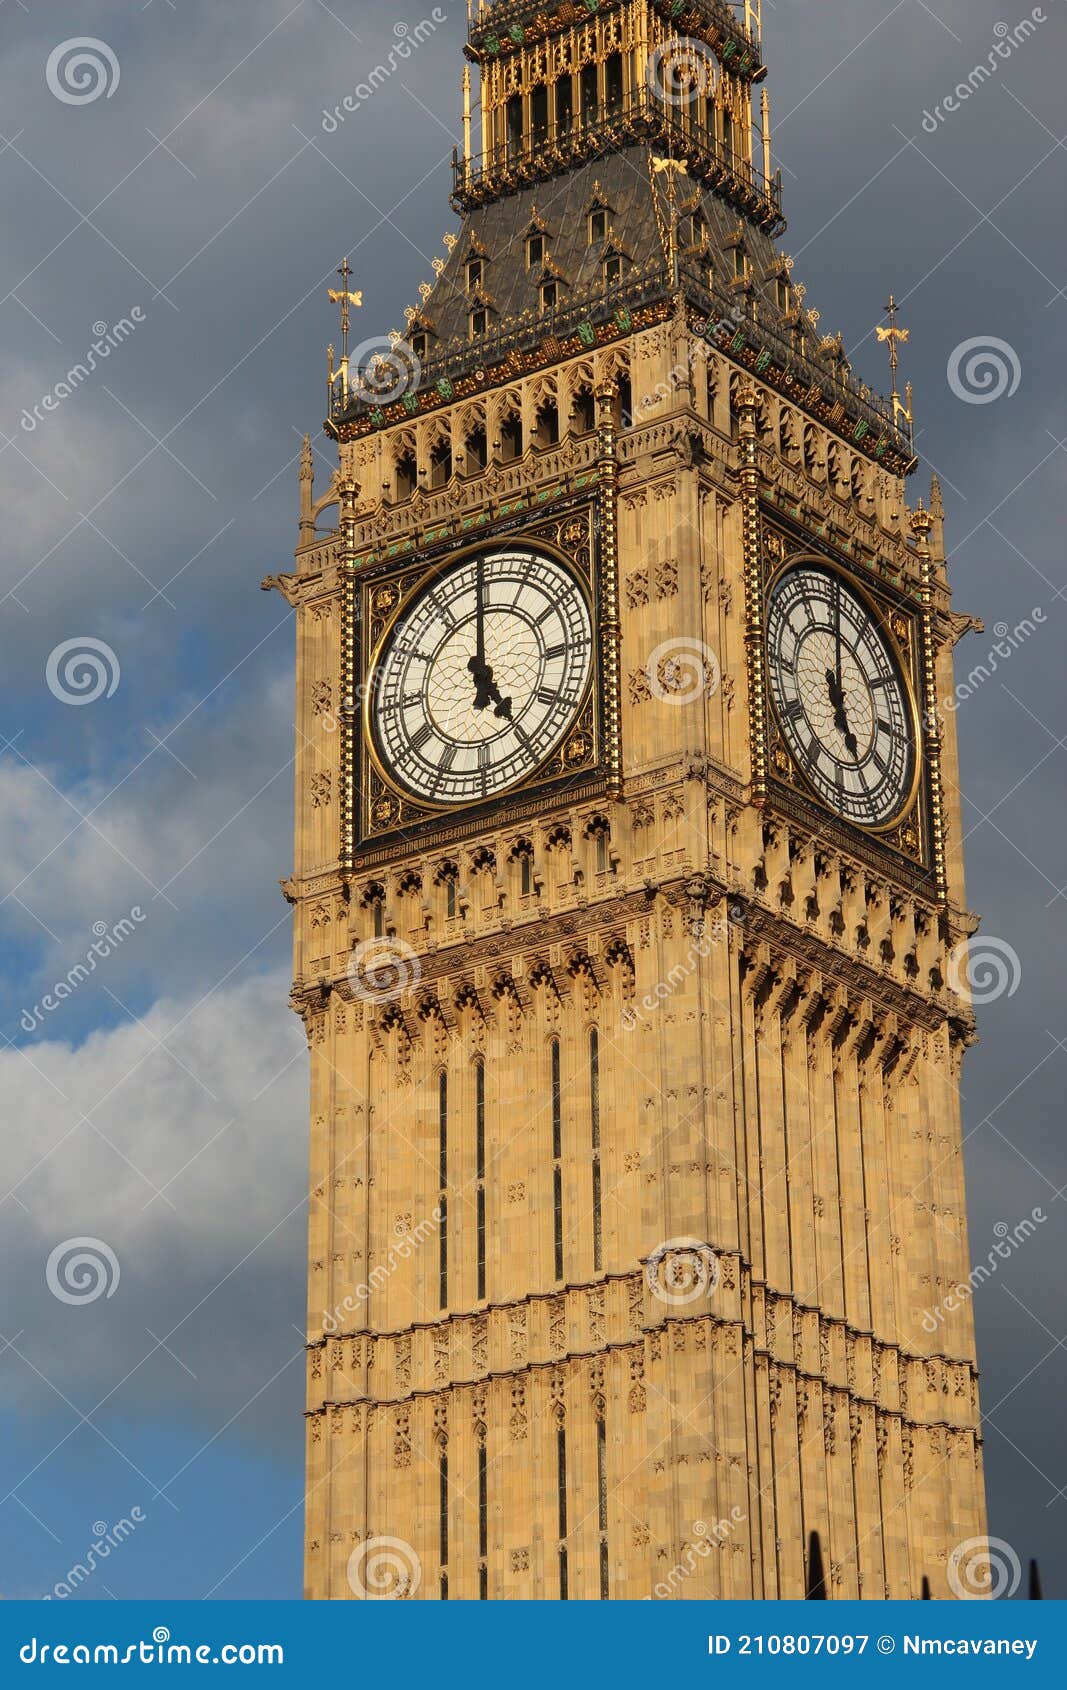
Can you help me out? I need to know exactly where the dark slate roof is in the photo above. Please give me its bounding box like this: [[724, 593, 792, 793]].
[[424, 150, 671, 343], [335, 140, 903, 454]]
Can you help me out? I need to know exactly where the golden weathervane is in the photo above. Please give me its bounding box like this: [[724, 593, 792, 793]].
[[327, 256, 363, 407], [876, 293, 914, 448]]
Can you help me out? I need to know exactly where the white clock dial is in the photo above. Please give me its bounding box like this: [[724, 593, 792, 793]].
[[766, 562, 916, 828], [369, 546, 593, 805]]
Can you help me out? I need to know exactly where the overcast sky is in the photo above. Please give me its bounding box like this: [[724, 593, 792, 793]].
[[0, 0, 1064, 1600]]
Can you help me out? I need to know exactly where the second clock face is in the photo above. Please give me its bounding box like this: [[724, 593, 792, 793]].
[[766, 562, 916, 828], [369, 545, 593, 806]]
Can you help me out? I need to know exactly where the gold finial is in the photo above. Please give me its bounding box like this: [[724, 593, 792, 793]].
[[327, 257, 363, 405], [327, 257, 363, 354], [910, 496, 933, 545], [876, 294, 914, 447]]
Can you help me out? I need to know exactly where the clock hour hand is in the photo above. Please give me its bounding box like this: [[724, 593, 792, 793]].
[[467, 657, 512, 718], [825, 666, 859, 760], [467, 559, 512, 717]]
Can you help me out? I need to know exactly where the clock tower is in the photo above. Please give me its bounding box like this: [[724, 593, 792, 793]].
[[275, 0, 988, 1599]]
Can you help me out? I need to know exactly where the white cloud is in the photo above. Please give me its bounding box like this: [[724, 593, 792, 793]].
[[0, 967, 310, 1446]]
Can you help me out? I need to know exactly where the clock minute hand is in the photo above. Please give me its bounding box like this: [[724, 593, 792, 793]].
[[474, 556, 485, 669], [467, 555, 491, 703]]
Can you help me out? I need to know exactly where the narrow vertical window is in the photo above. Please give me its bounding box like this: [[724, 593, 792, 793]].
[[478, 1439, 488, 1599], [439, 1446, 449, 1600], [520, 852, 533, 896], [551, 1039, 563, 1281], [590, 1029, 602, 1272], [438, 1071, 448, 1308], [475, 1060, 486, 1301], [597, 1417, 609, 1598], [373, 898, 384, 937], [557, 1426, 569, 1598]]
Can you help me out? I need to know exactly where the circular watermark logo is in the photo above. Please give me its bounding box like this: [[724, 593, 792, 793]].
[[45, 39, 120, 106], [350, 336, 422, 406], [946, 936, 1021, 1004], [46, 638, 120, 706], [347, 1535, 422, 1599], [646, 1238, 720, 1306], [647, 37, 719, 105], [947, 336, 1021, 405], [947, 1535, 1021, 1600], [347, 937, 422, 1003], [46, 1237, 120, 1305], [647, 638, 720, 705]]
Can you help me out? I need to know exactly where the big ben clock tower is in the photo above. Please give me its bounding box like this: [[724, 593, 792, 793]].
[[272, 0, 988, 1599]]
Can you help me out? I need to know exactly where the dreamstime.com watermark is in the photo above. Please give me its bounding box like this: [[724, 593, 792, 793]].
[[45, 38, 119, 106], [46, 1237, 121, 1306], [920, 1208, 1046, 1334], [630, 303, 748, 427], [43, 1510, 146, 1599], [20, 311, 145, 431], [347, 1536, 422, 1599], [348, 935, 422, 1002], [946, 934, 1022, 1004], [920, 10, 1047, 132], [20, 909, 146, 1033], [646, 1509, 746, 1598], [19, 1631, 284, 1667], [646, 1238, 721, 1306], [927, 612, 1045, 722], [947, 335, 1021, 405], [46, 637, 121, 705], [321, 1208, 444, 1332], [321, 13, 447, 131], [948, 1535, 1022, 1600], [621, 910, 742, 1030]]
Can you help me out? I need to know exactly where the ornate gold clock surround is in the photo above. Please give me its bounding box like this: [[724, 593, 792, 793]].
[[763, 545, 924, 832], [757, 517, 936, 887], [343, 498, 615, 857]]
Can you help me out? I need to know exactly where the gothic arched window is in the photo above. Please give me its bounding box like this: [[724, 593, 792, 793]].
[[551, 1038, 563, 1281], [438, 1069, 448, 1309], [590, 1028, 602, 1271], [475, 1059, 486, 1301]]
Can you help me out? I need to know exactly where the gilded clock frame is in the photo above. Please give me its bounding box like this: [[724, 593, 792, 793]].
[[351, 503, 609, 851], [753, 513, 934, 886], [763, 551, 924, 838], [361, 534, 597, 817]]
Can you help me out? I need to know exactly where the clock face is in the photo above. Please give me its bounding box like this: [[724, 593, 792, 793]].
[[368, 545, 594, 806], [766, 562, 916, 828]]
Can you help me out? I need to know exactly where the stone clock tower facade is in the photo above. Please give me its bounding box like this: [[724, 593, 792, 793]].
[[274, 0, 987, 1600]]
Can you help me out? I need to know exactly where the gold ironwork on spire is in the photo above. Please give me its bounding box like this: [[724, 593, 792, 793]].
[[650, 155, 687, 291], [876, 293, 914, 448]]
